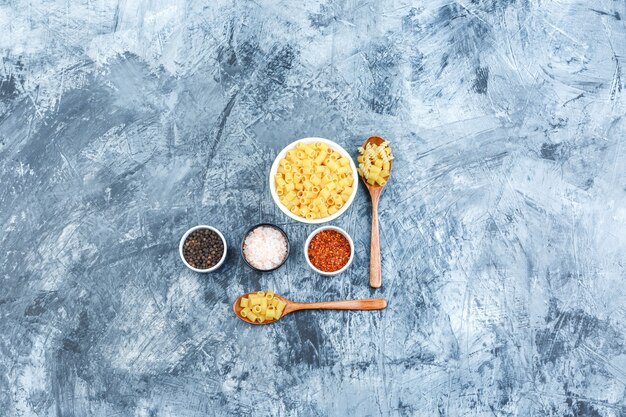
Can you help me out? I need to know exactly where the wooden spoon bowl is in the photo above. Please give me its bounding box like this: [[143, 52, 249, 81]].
[[362, 136, 394, 190], [360, 136, 393, 288], [233, 292, 387, 325]]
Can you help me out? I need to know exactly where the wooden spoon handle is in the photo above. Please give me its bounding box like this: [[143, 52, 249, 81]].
[[370, 194, 382, 288], [289, 298, 387, 312]]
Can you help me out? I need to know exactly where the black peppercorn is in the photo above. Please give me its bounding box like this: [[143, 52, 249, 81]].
[[183, 228, 224, 270]]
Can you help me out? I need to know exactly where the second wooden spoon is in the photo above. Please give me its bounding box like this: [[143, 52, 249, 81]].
[[360, 135, 393, 288], [233, 292, 387, 325]]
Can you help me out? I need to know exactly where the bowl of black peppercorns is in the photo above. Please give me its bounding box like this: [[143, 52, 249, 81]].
[[179, 225, 227, 272]]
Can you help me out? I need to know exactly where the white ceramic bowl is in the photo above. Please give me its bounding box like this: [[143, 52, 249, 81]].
[[304, 226, 354, 276], [269, 137, 359, 224], [179, 225, 227, 273]]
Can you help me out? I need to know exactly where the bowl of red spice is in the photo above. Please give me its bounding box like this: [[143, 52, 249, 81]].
[[179, 225, 227, 273], [304, 226, 354, 275]]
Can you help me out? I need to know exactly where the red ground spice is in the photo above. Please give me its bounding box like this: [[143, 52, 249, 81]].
[[307, 230, 351, 272]]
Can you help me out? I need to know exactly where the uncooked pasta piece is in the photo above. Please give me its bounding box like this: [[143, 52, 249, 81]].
[[247, 310, 258, 322], [275, 299, 286, 319]]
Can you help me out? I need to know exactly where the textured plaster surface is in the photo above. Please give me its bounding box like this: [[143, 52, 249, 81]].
[[1, 0, 626, 416]]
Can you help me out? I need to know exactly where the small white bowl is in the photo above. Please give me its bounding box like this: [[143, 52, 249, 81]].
[[269, 137, 359, 224], [179, 225, 227, 273], [304, 226, 354, 276]]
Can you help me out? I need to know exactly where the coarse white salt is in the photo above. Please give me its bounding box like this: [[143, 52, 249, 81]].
[[243, 226, 288, 270]]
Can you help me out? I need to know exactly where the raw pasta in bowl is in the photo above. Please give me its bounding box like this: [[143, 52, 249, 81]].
[[269, 138, 359, 224]]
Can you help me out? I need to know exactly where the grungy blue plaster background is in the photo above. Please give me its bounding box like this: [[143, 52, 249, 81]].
[[1, 0, 626, 416]]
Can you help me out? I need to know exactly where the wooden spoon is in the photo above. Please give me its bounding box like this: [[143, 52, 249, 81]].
[[360, 136, 393, 288], [233, 292, 387, 325]]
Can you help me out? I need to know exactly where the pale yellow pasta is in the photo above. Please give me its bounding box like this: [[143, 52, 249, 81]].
[[357, 141, 393, 184], [237, 292, 284, 323], [284, 191, 297, 203], [310, 174, 321, 186], [275, 141, 356, 219], [275, 300, 286, 318]]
